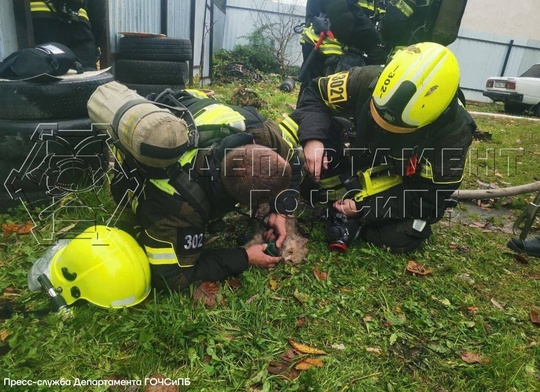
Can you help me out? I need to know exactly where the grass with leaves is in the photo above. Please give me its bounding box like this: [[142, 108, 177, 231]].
[[1, 78, 539, 392]]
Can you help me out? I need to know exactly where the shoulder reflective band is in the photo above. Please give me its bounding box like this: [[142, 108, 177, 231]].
[[30, 1, 89, 21], [278, 116, 300, 150]]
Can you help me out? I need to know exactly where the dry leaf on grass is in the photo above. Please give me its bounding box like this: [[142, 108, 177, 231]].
[[295, 357, 324, 370], [267, 362, 300, 379], [490, 298, 504, 310], [0, 330, 9, 341], [2, 221, 33, 237], [313, 267, 327, 281], [461, 351, 489, 365], [467, 305, 479, 316], [406, 260, 433, 276], [192, 281, 224, 308], [293, 290, 310, 304], [288, 339, 327, 355], [296, 316, 306, 328], [269, 279, 278, 291], [366, 347, 382, 355], [515, 253, 529, 264], [530, 306, 540, 325]]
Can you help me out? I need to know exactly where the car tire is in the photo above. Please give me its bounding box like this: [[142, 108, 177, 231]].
[[118, 36, 192, 62], [115, 59, 188, 85], [503, 102, 525, 115], [0, 71, 114, 121], [533, 104, 540, 118], [0, 118, 108, 211]]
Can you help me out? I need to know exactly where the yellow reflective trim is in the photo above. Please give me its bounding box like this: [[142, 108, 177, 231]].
[[391, 0, 414, 17], [300, 26, 345, 55], [184, 89, 210, 99], [279, 116, 300, 149], [193, 104, 245, 127], [150, 179, 176, 196], [31, 1, 89, 20], [320, 174, 343, 189], [144, 231, 194, 267], [179, 148, 198, 166], [418, 160, 464, 185]]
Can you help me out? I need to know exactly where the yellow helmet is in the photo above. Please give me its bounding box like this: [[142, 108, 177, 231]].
[[371, 42, 460, 133], [49, 226, 151, 308]]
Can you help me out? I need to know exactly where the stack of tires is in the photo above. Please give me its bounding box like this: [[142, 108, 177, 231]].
[[115, 36, 192, 97], [0, 70, 114, 211]]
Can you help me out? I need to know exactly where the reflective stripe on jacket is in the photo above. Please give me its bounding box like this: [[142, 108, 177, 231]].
[[31, 1, 90, 22]]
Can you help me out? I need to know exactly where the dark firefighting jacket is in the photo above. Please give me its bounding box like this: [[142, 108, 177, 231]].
[[117, 93, 302, 291], [291, 66, 476, 223]]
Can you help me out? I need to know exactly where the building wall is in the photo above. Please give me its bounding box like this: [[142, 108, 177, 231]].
[[460, 0, 540, 41]]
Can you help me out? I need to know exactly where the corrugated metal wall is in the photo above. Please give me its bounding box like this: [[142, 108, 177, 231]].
[[0, 1, 17, 60], [223, 0, 304, 66], [449, 29, 540, 101]]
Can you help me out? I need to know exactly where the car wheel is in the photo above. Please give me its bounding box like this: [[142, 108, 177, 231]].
[[503, 102, 525, 115], [0, 118, 108, 211], [118, 37, 192, 62], [533, 104, 540, 118], [0, 71, 114, 120], [115, 60, 188, 85]]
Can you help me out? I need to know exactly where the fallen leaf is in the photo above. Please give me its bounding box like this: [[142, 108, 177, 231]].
[[281, 349, 298, 362], [288, 339, 327, 355], [267, 362, 299, 379], [304, 357, 324, 367], [192, 282, 224, 308], [293, 290, 310, 304], [461, 351, 489, 365], [294, 361, 312, 371], [296, 316, 306, 328], [490, 298, 504, 311], [406, 260, 433, 276], [0, 330, 9, 341], [226, 278, 242, 290], [363, 315, 372, 322], [2, 221, 33, 237], [331, 343, 346, 350], [246, 294, 258, 304], [313, 267, 327, 281], [515, 253, 529, 264], [467, 305, 479, 316], [269, 279, 278, 291], [530, 306, 540, 325], [340, 288, 353, 293], [366, 347, 382, 355]]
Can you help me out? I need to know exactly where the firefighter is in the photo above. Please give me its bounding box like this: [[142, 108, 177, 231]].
[[292, 42, 476, 253], [298, 0, 387, 92], [30, 0, 107, 70], [107, 89, 303, 292]]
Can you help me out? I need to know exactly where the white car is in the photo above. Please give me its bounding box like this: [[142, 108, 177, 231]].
[[483, 63, 540, 117]]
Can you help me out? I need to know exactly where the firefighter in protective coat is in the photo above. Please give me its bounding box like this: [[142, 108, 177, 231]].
[[292, 42, 476, 253], [110, 90, 303, 292]]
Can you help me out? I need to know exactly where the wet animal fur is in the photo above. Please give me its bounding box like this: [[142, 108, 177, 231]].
[[244, 214, 308, 266]]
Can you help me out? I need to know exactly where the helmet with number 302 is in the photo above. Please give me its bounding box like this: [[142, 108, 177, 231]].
[[371, 42, 460, 133], [49, 225, 151, 308]]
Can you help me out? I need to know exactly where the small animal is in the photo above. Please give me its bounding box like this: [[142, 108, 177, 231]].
[[244, 212, 308, 266]]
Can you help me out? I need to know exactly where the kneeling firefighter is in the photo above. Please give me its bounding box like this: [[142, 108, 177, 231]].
[[292, 42, 476, 254]]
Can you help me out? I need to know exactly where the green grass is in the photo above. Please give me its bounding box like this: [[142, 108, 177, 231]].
[[1, 80, 540, 392]]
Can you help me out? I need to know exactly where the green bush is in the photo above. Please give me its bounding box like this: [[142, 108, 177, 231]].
[[213, 28, 281, 77]]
